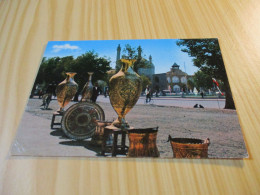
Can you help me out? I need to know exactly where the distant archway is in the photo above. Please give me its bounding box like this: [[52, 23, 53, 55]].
[[173, 85, 180, 92]]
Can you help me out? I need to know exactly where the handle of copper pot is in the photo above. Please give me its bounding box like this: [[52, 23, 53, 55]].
[[204, 138, 210, 145], [167, 135, 172, 142]]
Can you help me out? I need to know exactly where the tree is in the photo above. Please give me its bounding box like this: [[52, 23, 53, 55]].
[[140, 75, 151, 91], [116, 44, 152, 73], [187, 79, 195, 91], [35, 51, 111, 93], [177, 39, 235, 109], [65, 51, 111, 91], [122, 44, 137, 60], [193, 71, 213, 91]]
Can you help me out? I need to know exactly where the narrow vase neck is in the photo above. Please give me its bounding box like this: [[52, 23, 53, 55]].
[[66, 72, 76, 81], [88, 72, 94, 81], [120, 59, 135, 72], [122, 63, 131, 72]]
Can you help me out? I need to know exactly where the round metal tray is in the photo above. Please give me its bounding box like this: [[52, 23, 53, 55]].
[[61, 102, 105, 140]]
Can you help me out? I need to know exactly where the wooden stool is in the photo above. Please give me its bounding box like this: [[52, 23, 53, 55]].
[[101, 126, 129, 157], [51, 112, 63, 129]]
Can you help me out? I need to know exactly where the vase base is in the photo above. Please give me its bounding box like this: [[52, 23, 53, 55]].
[[111, 118, 133, 129], [105, 124, 134, 131], [57, 107, 65, 113]]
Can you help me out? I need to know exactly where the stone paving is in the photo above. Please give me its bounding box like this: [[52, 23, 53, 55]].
[[11, 97, 248, 158]]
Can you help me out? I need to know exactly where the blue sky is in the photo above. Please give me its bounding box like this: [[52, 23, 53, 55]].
[[43, 39, 198, 75]]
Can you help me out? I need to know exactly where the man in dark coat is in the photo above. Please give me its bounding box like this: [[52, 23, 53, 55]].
[[91, 82, 102, 103]]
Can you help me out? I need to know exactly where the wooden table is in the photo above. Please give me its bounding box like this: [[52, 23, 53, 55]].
[[1, 0, 260, 194]]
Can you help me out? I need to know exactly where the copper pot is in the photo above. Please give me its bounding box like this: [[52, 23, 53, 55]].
[[127, 127, 160, 157], [168, 135, 210, 158]]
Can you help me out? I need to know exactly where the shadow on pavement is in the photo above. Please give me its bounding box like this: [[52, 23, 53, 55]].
[[40, 108, 53, 110], [59, 140, 103, 156], [50, 129, 69, 139], [50, 129, 103, 156]]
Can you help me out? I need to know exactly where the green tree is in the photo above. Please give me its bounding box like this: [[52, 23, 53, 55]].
[[177, 39, 235, 109], [35, 51, 111, 93], [140, 75, 151, 91], [187, 79, 195, 91], [122, 44, 137, 59], [193, 71, 213, 91], [66, 51, 111, 91], [116, 44, 152, 73]]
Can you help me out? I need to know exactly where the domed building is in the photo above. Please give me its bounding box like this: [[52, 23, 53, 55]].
[[137, 55, 155, 80]]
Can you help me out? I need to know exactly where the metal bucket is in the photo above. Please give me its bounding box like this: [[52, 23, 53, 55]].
[[127, 127, 160, 157], [168, 135, 210, 158]]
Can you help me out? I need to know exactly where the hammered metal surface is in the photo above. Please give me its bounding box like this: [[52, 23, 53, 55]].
[[56, 72, 78, 111], [81, 72, 93, 102], [127, 130, 160, 157], [61, 102, 105, 140], [109, 59, 142, 127], [169, 137, 209, 158]]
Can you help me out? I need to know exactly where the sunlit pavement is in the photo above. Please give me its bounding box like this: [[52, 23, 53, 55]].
[[98, 95, 225, 109], [11, 98, 247, 158]]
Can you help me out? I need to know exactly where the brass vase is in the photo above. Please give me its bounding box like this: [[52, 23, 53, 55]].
[[81, 72, 94, 102], [109, 59, 142, 128], [56, 72, 78, 112]]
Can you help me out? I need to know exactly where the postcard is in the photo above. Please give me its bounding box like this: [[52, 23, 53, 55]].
[[11, 39, 248, 158]]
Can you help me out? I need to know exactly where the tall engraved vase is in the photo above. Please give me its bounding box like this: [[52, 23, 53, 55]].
[[109, 59, 142, 128], [56, 72, 78, 112], [81, 72, 94, 102]]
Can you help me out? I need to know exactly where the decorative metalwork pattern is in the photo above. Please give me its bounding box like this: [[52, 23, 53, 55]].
[[61, 102, 105, 140], [81, 72, 93, 102], [127, 128, 160, 157], [56, 72, 78, 112], [168, 136, 210, 158], [109, 59, 142, 128], [171, 147, 208, 158]]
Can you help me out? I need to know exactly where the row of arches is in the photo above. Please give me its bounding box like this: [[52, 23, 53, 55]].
[[167, 76, 187, 84], [168, 84, 181, 92]]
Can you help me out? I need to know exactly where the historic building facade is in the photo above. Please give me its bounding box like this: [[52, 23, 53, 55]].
[[153, 73, 167, 92], [153, 63, 192, 93], [166, 63, 189, 92], [112, 45, 192, 93]]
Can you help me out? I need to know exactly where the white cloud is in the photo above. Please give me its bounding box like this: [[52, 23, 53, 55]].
[[52, 44, 80, 52]]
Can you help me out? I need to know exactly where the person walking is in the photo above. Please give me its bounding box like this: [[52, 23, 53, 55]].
[[200, 91, 204, 99], [145, 85, 151, 103], [91, 82, 102, 103], [40, 83, 54, 109], [104, 86, 108, 98]]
